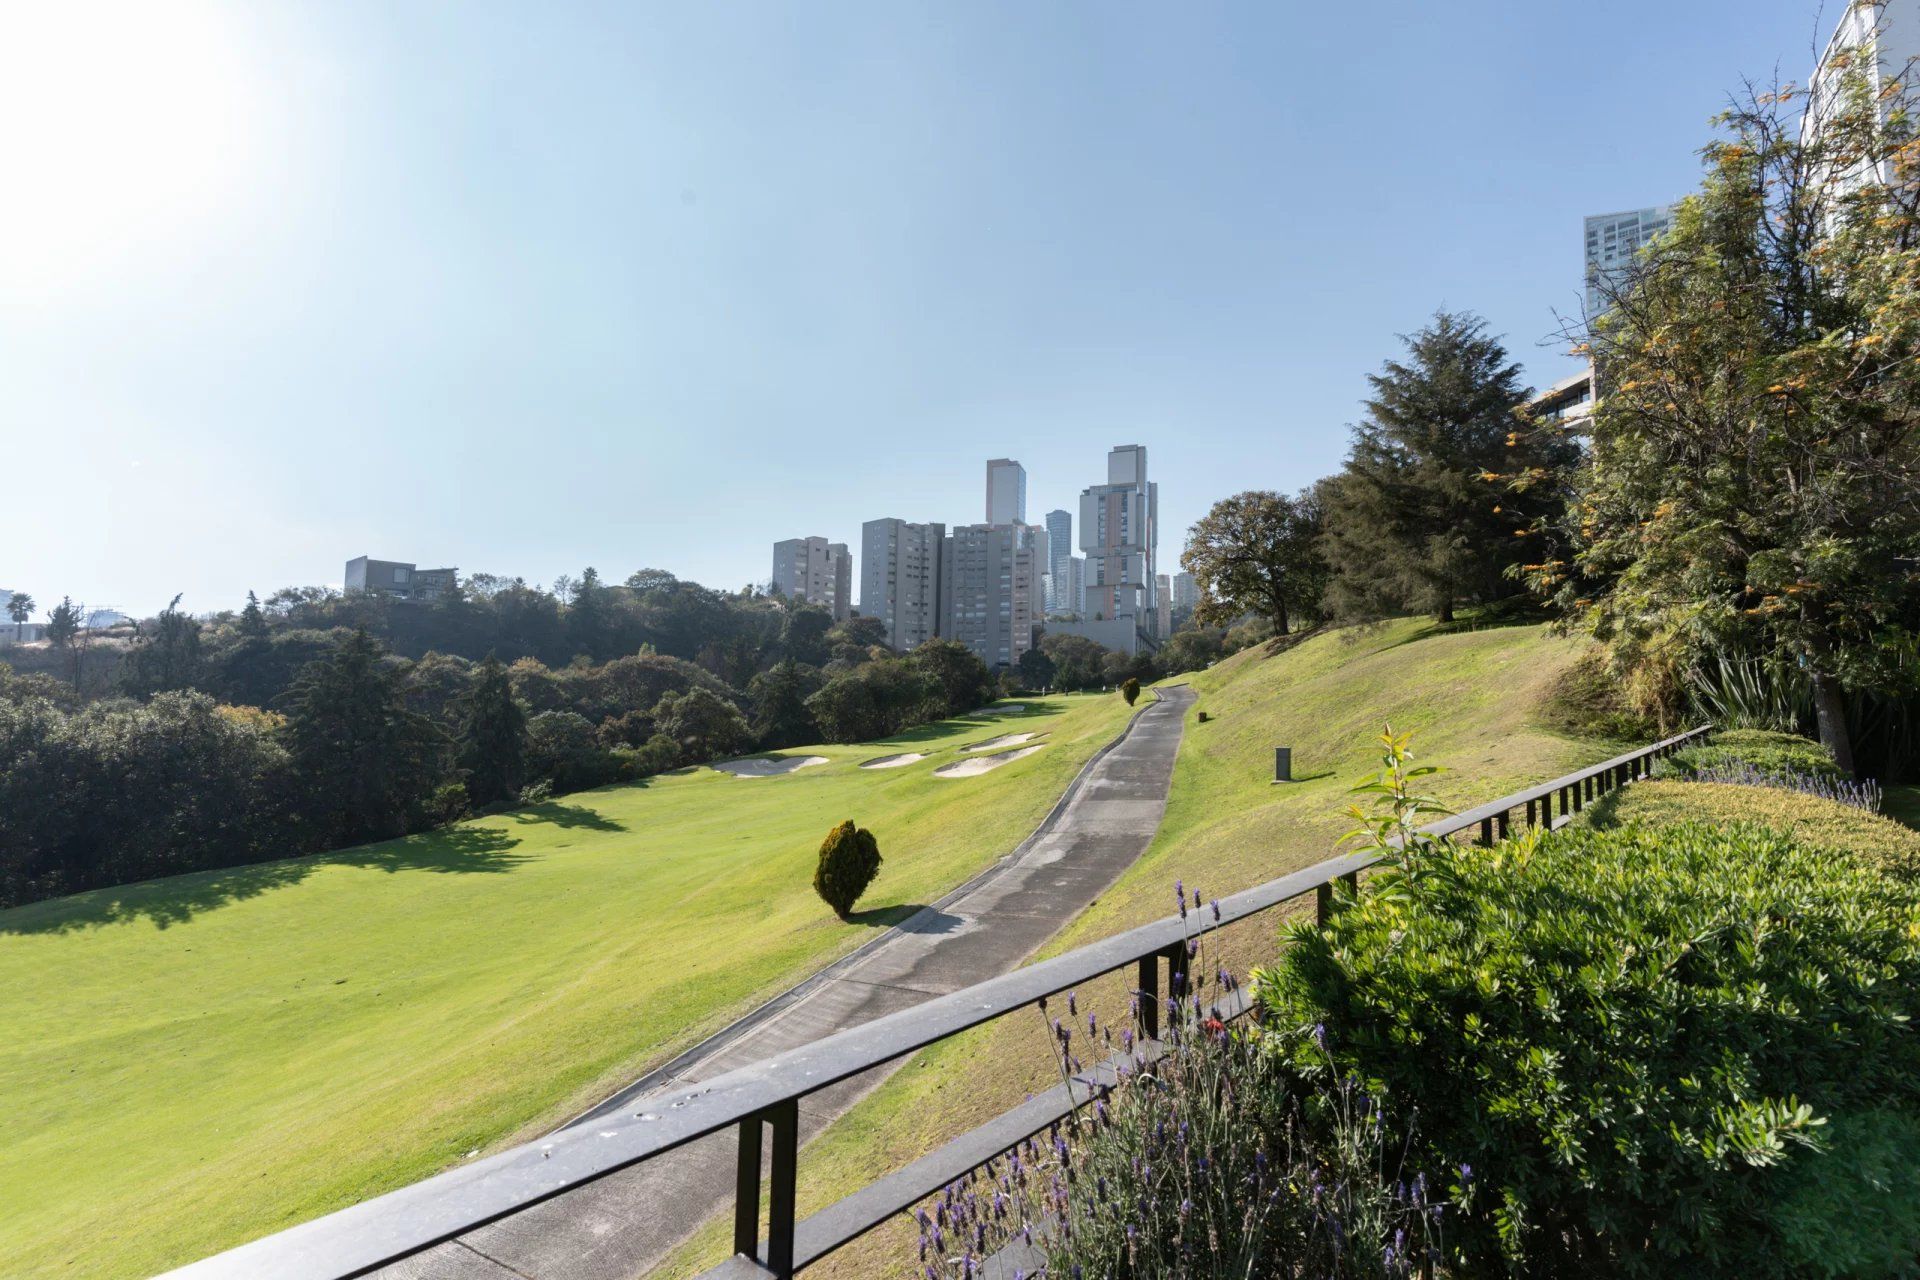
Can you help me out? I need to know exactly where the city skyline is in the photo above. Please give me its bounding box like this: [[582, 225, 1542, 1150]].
[[2, 2, 1824, 617]]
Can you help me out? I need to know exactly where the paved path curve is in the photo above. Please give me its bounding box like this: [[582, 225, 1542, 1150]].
[[388, 685, 1194, 1280]]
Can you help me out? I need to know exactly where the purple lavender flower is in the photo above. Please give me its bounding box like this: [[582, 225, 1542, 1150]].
[[1067, 990, 1077, 1016]]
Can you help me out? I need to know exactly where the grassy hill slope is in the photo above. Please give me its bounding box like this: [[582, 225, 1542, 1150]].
[[0, 694, 1136, 1280], [658, 619, 1614, 1278]]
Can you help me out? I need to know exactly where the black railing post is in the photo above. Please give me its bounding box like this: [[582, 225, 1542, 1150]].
[[1479, 817, 1494, 845], [1165, 941, 1191, 1012], [1137, 954, 1160, 1040], [1495, 810, 1511, 840], [766, 1100, 799, 1279], [1316, 881, 1333, 926], [733, 1116, 763, 1261]]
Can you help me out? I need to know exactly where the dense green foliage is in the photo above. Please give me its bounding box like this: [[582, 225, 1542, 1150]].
[[1257, 820, 1920, 1276], [458, 655, 527, 807], [0, 692, 296, 906], [281, 630, 447, 847], [1319, 311, 1576, 624], [1179, 487, 1328, 635], [812, 819, 882, 916]]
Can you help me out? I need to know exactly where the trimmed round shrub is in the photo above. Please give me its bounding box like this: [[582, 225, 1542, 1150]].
[[813, 819, 882, 917], [1256, 821, 1920, 1277], [1120, 677, 1141, 706]]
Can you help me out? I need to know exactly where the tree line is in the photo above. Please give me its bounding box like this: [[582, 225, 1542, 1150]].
[[0, 566, 1241, 909]]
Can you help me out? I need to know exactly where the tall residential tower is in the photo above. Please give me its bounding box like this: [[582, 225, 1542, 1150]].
[[1078, 444, 1159, 635], [985, 458, 1027, 525], [1043, 508, 1074, 613], [860, 519, 945, 650], [771, 537, 852, 619]]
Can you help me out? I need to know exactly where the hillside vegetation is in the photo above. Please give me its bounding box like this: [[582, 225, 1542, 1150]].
[[0, 694, 1135, 1280], [657, 617, 1613, 1277]]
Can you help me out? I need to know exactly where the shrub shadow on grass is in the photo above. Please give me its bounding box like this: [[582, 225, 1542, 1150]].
[[2, 826, 529, 936], [510, 802, 625, 833]]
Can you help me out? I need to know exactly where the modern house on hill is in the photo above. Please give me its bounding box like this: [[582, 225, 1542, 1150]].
[[344, 557, 458, 602]]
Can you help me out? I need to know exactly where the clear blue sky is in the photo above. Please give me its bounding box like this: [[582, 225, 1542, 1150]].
[[0, 1, 1836, 617]]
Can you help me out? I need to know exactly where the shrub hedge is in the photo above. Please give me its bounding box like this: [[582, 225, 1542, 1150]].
[[1255, 820, 1920, 1277], [1662, 728, 1844, 782], [1588, 779, 1920, 879]]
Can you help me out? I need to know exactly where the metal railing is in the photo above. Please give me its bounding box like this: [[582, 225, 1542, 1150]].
[[166, 726, 1710, 1280]]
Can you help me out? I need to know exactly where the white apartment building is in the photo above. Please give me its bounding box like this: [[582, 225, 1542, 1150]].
[[860, 518, 945, 651], [1806, 2, 1920, 201], [771, 536, 852, 620]]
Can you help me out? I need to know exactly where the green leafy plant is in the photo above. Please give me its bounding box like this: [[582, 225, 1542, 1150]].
[[1120, 676, 1141, 706], [1687, 653, 1812, 733], [812, 819, 882, 917], [1258, 815, 1920, 1276]]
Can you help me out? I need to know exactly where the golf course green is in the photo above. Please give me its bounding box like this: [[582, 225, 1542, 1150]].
[[0, 693, 1137, 1279]]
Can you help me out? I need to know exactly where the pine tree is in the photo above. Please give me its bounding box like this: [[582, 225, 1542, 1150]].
[[282, 629, 446, 844], [1321, 311, 1575, 623], [238, 590, 269, 640], [460, 654, 527, 806]]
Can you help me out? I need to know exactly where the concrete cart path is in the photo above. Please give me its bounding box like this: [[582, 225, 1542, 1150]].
[[387, 684, 1195, 1280]]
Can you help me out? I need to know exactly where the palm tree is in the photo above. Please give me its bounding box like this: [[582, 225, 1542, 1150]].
[[6, 591, 34, 642]]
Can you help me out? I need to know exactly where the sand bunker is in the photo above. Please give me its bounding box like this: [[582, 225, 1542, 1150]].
[[964, 732, 1039, 753], [934, 744, 1046, 778], [711, 755, 829, 778], [859, 753, 927, 770]]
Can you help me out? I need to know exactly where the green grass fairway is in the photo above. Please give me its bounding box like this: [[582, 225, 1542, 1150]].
[[0, 694, 1136, 1280], [658, 619, 1614, 1279]]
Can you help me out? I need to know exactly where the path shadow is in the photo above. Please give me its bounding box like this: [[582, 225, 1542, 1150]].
[[896, 907, 966, 936], [2, 825, 529, 937]]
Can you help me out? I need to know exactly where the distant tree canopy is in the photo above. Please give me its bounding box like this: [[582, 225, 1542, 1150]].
[[1320, 311, 1576, 623], [121, 595, 204, 698], [1181, 489, 1328, 637]]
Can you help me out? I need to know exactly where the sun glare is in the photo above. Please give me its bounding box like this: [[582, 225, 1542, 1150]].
[[0, 1, 261, 298]]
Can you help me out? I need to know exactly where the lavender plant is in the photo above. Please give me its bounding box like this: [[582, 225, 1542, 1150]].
[[1687, 761, 1883, 813], [913, 884, 1441, 1279]]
